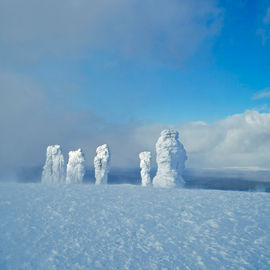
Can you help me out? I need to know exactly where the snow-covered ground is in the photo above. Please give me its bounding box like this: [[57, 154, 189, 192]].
[[0, 184, 270, 270]]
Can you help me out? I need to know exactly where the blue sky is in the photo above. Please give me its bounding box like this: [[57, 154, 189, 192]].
[[1, 0, 270, 173]]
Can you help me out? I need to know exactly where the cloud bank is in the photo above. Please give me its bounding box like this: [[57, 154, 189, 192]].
[[178, 110, 270, 168], [1, 72, 270, 181], [133, 110, 270, 169]]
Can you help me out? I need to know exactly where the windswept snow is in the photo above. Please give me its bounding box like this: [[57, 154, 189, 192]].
[[66, 149, 85, 184], [41, 145, 65, 184], [0, 184, 270, 270], [153, 129, 187, 188], [94, 144, 111, 185], [139, 152, 152, 186]]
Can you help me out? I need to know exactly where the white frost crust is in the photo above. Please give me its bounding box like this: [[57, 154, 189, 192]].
[[139, 151, 152, 186], [94, 144, 111, 185], [153, 129, 187, 188], [66, 149, 85, 184], [41, 145, 65, 184]]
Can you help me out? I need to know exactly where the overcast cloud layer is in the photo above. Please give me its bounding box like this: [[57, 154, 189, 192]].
[[0, 0, 222, 65]]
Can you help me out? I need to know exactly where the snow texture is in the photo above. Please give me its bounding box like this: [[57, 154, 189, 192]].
[[41, 145, 65, 184], [66, 149, 85, 184], [0, 184, 270, 270], [139, 152, 152, 186], [94, 144, 111, 185], [153, 129, 187, 188]]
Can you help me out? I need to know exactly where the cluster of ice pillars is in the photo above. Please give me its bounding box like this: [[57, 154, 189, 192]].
[[41, 129, 187, 187], [41, 144, 111, 185]]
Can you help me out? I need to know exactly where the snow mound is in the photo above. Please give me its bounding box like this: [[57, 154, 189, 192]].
[[41, 145, 65, 184], [66, 149, 85, 184], [0, 184, 270, 270], [94, 144, 111, 185], [139, 151, 152, 186], [153, 129, 187, 188]]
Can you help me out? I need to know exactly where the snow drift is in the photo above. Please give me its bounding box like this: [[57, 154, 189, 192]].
[[94, 144, 111, 185], [139, 151, 152, 186], [66, 149, 85, 184], [153, 129, 187, 188], [41, 145, 65, 184]]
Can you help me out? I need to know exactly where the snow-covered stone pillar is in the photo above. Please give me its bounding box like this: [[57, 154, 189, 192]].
[[139, 151, 152, 186], [41, 145, 65, 184], [153, 129, 187, 188], [94, 144, 111, 185], [66, 149, 85, 184]]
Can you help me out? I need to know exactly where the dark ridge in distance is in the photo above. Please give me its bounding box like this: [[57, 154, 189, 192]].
[[16, 167, 270, 193]]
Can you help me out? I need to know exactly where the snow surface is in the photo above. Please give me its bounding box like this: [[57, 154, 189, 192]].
[[41, 145, 65, 184], [94, 144, 111, 185], [0, 184, 270, 270], [66, 149, 85, 184], [139, 152, 152, 186], [153, 129, 187, 188]]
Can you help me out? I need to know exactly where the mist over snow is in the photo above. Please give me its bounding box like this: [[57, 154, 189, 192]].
[[3, 86, 270, 182]]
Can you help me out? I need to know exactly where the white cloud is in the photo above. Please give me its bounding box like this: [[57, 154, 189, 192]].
[[263, 7, 270, 24], [179, 110, 270, 168], [257, 6, 270, 45], [252, 87, 270, 99]]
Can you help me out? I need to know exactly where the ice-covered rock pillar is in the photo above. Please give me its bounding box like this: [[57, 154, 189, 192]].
[[139, 151, 152, 186], [41, 145, 65, 184], [94, 144, 111, 185], [66, 149, 85, 184], [153, 129, 187, 188]]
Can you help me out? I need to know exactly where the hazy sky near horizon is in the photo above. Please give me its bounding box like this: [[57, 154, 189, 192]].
[[1, 0, 270, 177]]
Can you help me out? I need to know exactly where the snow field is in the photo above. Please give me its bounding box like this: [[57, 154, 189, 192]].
[[0, 184, 270, 270]]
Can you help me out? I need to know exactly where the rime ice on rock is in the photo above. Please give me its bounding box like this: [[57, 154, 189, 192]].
[[94, 144, 111, 185], [153, 129, 187, 188], [41, 145, 65, 184], [139, 151, 152, 186], [66, 149, 85, 184]]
